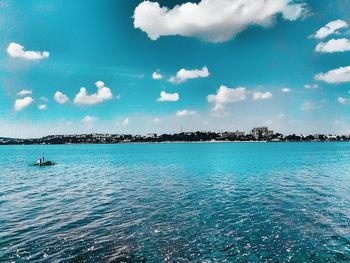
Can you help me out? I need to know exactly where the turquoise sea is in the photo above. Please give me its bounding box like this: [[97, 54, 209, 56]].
[[1, 142, 350, 262]]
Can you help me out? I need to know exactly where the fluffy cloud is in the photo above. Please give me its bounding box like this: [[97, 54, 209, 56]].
[[74, 81, 113, 105], [176, 109, 196, 117], [169, 66, 209, 83], [17, 90, 32, 96], [252, 91, 273, 100], [54, 91, 69, 104], [208, 85, 246, 111], [157, 91, 179, 102], [14, 96, 34, 111], [313, 20, 348, 39], [134, 0, 306, 43], [281, 87, 291, 93], [315, 66, 350, 84], [152, 71, 163, 80], [38, 104, 47, 110], [154, 117, 161, 123], [337, 97, 350, 105], [82, 115, 97, 125], [7, 42, 49, 60], [315, 38, 350, 53]]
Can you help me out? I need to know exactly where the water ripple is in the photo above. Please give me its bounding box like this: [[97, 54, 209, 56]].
[[1, 143, 350, 262]]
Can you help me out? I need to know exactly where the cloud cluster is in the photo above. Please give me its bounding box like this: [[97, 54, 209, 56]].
[[313, 20, 348, 39], [134, 0, 306, 43], [14, 96, 34, 111], [315, 66, 350, 84], [169, 66, 209, 83], [252, 91, 273, 100], [157, 91, 179, 102], [315, 38, 350, 53], [74, 81, 113, 105], [176, 109, 196, 117], [7, 42, 49, 60], [208, 85, 247, 111], [54, 91, 69, 104]]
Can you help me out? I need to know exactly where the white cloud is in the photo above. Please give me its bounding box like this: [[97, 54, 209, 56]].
[[154, 117, 161, 123], [169, 66, 209, 83], [304, 84, 319, 89], [315, 38, 350, 53], [337, 97, 350, 105], [315, 66, 350, 84], [122, 118, 129, 126], [281, 87, 291, 93], [313, 20, 348, 39], [176, 109, 196, 117], [252, 91, 273, 100], [208, 85, 246, 111], [74, 81, 113, 105], [7, 42, 49, 60], [17, 90, 32, 96], [14, 96, 34, 111], [300, 100, 319, 111], [157, 91, 179, 102], [133, 0, 306, 43], [54, 91, 69, 104], [152, 71, 163, 80], [38, 104, 47, 110], [82, 115, 97, 125], [115, 118, 130, 126]]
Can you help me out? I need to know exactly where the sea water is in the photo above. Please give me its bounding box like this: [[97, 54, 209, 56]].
[[1, 142, 350, 262]]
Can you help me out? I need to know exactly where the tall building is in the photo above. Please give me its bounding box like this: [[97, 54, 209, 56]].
[[251, 127, 273, 138], [234, 130, 245, 137]]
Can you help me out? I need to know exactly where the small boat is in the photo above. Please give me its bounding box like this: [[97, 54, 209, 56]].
[[33, 154, 56, 166]]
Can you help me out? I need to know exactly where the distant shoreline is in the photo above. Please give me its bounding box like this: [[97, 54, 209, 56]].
[[0, 140, 348, 146], [1, 131, 349, 145]]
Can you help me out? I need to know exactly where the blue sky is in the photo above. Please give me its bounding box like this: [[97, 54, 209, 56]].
[[1, 0, 350, 137]]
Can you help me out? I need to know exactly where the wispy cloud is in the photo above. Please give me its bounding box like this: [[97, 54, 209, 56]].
[[176, 110, 196, 117]]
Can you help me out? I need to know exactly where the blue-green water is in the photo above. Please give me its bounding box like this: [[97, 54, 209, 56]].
[[1, 142, 350, 262]]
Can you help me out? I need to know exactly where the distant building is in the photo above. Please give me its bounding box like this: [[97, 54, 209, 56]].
[[251, 127, 273, 138], [234, 130, 245, 137], [146, 133, 157, 138]]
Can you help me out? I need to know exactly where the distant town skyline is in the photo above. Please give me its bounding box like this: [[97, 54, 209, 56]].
[[1, 0, 350, 138]]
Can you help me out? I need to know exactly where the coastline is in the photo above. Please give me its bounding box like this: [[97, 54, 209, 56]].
[[0, 140, 347, 146]]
